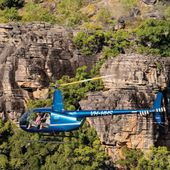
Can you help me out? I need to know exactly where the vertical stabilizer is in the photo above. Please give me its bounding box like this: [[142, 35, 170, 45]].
[[153, 92, 163, 124], [52, 90, 64, 112]]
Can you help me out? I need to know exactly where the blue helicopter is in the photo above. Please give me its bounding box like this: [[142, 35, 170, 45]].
[[19, 88, 167, 134]]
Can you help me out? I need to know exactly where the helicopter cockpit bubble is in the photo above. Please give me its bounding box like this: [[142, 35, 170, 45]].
[[19, 110, 33, 126], [19, 110, 33, 127], [19, 109, 51, 131]]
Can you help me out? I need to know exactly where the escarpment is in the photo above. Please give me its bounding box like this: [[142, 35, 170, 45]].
[[0, 23, 170, 162], [80, 54, 170, 161], [0, 23, 99, 119]]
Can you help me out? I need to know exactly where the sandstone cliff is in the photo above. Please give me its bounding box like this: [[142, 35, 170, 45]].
[[0, 23, 99, 119], [0, 23, 170, 162], [80, 54, 170, 160]]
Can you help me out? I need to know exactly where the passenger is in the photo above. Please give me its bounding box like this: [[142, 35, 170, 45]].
[[40, 113, 50, 129], [27, 112, 42, 129]]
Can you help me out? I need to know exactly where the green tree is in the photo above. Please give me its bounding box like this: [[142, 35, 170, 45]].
[[56, 0, 87, 27], [0, 154, 8, 170], [117, 146, 170, 170], [117, 146, 144, 169], [8, 122, 111, 170], [55, 66, 103, 110], [27, 99, 52, 110], [121, 0, 138, 11], [21, 2, 56, 23], [73, 30, 105, 55], [43, 123, 110, 170], [137, 146, 170, 170], [0, 7, 21, 22], [0, 119, 13, 169], [96, 7, 112, 25], [134, 19, 170, 56], [73, 29, 130, 56], [0, 0, 24, 9]]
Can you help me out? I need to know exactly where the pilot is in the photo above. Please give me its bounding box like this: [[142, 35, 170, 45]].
[[27, 112, 42, 129]]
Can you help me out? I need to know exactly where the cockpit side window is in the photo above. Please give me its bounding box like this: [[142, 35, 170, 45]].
[[26, 111, 51, 130]]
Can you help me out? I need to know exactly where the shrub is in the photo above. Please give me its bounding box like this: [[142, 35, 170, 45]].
[[164, 6, 170, 21], [102, 46, 120, 58], [0, 7, 21, 22], [73, 29, 130, 57], [121, 0, 138, 11], [81, 22, 102, 31], [104, 30, 130, 53], [3, 7, 20, 20], [73, 30, 105, 55], [57, 0, 83, 15], [56, 0, 87, 27], [117, 146, 144, 169], [134, 19, 170, 56], [0, 0, 24, 9], [21, 2, 56, 23], [55, 66, 104, 110], [96, 7, 112, 25], [117, 146, 170, 169]]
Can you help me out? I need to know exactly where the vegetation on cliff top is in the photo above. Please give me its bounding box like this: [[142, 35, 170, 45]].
[[73, 19, 170, 57], [0, 0, 170, 58]]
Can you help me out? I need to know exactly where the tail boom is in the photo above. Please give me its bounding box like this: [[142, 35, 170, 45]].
[[66, 108, 165, 118]]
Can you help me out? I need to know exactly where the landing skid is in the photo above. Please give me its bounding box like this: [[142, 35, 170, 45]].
[[39, 132, 79, 138], [26, 132, 78, 143], [27, 139, 65, 144]]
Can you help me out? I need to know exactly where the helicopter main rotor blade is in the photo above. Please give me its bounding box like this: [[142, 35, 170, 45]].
[[59, 75, 113, 87]]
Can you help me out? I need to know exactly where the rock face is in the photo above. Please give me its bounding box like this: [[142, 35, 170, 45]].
[[80, 54, 170, 161], [142, 0, 157, 5], [0, 23, 170, 162], [0, 23, 99, 119]]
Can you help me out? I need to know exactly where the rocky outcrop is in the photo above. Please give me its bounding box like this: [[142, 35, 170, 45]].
[[80, 54, 170, 161], [142, 0, 157, 5], [0, 22, 170, 162], [0, 23, 99, 119]]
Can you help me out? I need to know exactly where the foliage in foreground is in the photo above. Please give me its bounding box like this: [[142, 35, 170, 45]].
[[117, 146, 170, 170], [9, 123, 111, 170], [0, 119, 111, 170]]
